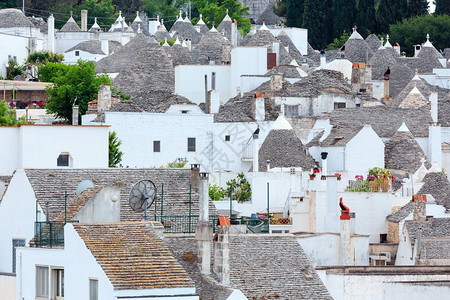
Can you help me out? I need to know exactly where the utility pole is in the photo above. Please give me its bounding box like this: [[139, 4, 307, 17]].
[[22, 0, 25, 13]]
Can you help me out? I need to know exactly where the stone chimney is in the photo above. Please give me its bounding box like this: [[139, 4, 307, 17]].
[[98, 84, 112, 112], [195, 172, 212, 274], [190, 164, 200, 193], [47, 14, 55, 52], [270, 74, 283, 91], [339, 198, 351, 266], [214, 216, 230, 284], [412, 195, 427, 223], [81, 10, 88, 32]]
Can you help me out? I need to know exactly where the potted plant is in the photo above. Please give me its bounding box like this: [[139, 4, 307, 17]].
[[335, 173, 342, 180], [309, 173, 316, 180]]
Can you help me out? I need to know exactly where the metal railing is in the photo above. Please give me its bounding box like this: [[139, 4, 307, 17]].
[[34, 220, 79, 248], [154, 215, 219, 233], [241, 141, 253, 160]]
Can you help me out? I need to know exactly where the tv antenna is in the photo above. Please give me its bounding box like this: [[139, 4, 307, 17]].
[[128, 180, 156, 220]]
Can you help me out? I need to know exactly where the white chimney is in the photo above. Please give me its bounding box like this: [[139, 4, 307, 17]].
[[210, 90, 220, 114], [101, 40, 109, 56], [320, 51, 326, 67], [255, 96, 265, 122], [195, 173, 212, 274], [321, 152, 328, 175], [231, 20, 238, 47], [339, 198, 351, 266], [430, 92, 438, 123], [72, 101, 79, 125], [47, 14, 55, 52], [81, 10, 88, 32], [253, 132, 259, 172], [325, 176, 339, 233]]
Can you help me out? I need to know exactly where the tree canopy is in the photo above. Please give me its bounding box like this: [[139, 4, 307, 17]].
[[0, 100, 31, 126], [39, 60, 111, 123], [434, 0, 450, 15], [302, 0, 333, 49], [109, 131, 123, 167], [389, 14, 450, 56]]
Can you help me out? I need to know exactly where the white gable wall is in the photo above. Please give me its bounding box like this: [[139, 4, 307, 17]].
[[64, 50, 106, 64], [0, 33, 32, 78], [65, 223, 114, 300], [345, 125, 385, 178], [0, 169, 39, 273]]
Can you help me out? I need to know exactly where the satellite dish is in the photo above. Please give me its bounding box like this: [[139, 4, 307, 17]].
[[128, 180, 157, 220], [76, 180, 95, 196]]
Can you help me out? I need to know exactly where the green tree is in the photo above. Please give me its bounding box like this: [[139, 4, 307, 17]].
[[407, 0, 429, 17], [0, 0, 19, 9], [0, 100, 31, 126], [332, 0, 356, 39], [434, 0, 450, 15], [326, 30, 350, 50], [286, 0, 304, 27], [272, 0, 286, 18], [24, 50, 64, 81], [302, 0, 333, 49], [226, 172, 251, 202], [376, 0, 408, 34], [5, 60, 23, 80], [192, 0, 251, 35], [109, 131, 123, 168], [75, 0, 117, 28], [39, 60, 111, 123], [389, 14, 450, 56], [356, 0, 377, 37], [142, 0, 182, 30], [166, 158, 187, 168], [209, 184, 226, 201]]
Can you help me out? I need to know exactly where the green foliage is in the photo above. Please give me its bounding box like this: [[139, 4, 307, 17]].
[[332, 0, 356, 39], [389, 14, 450, 55], [157, 38, 176, 46], [434, 0, 450, 15], [226, 172, 251, 202], [39, 60, 111, 123], [166, 158, 187, 168], [111, 88, 131, 100], [407, 0, 429, 17], [272, 0, 286, 18], [75, 0, 117, 28], [5, 60, 24, 80], [302, 0, 333, 49], [142, 0, 184, 30], [108, 131, 123, 168], [192, 0, 251, 35], [24, 51, 64, 81], [356, 0, 377, 37], [326, 30, 350, 50], [376, 0, 408, 34], [286, 0, 304, 27], [0, 100, 33, 126], [0, 0, 19, 9], [209, 184, 226, 201]]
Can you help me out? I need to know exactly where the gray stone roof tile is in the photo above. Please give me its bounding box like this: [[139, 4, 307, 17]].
[[193, 31, 230, 65], [255, 4, 284, 25], [165, 43, 192, 66], [308, 123, 363, 147], [344, 37, 374, 63], [28, 16, 47, 34], [171, 20, 203, 44], [416, 172, 450, 210], [286, 69, 352, 97], [406, 218, 450, 246], [66, 40, 106, 55], [0, 9, 35, 28], [392, 77, 450, 108], [365, 34, 382, 52], [60, 16, 81, 32], [386, 202, 414, 223], [24, 169, 217, 223], [277, 30, 303, 61]]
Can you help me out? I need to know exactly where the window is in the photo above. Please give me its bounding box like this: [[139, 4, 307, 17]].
[[187, 138, 196, 152], [267, 53, 277, 70], [334, 102, 346, 109], [285, 105, 299, 117], [380, 234, 387, 243], [57, 153, 69, 167], [12, 239, 25, 273], [52, 269, 64, 299], [181, 110, 188, 114], [8, 55, 11, 62], [89, 279, 98, 300], [356, 103, 361, 108], [153, 141, 160, 152], [36, 266, 49, 298], [225, 135, 230, 142], [75, 51, 80, 56]]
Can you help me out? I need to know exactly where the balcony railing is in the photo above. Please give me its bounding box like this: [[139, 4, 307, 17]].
[[153, 215, 219, 233], [270, 217, 293, 225], [34, 220, 79, 248], [242, 141, 253, 161], [345, 180, 392, 193]]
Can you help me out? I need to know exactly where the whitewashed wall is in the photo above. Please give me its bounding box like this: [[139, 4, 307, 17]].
[[0, 274, 15, 300], [0, 170, 39, 273], [270, 28, 308, 56], [0, 33, 31, 78], [345, 125, 385, 178], [15, 247, 65, 300], [0, 127, 19, 175], [317, 268, 450, 300], [64, 50, 106, 64], [341, 192, 392, 243], [175, 65, 231, 104], [383, 281, 450, 300], [230, 47, 268, 96]]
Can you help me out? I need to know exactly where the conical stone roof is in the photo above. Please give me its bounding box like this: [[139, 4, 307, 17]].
[[217, 12, 232, 41], [256, 4, 283, 25], [247, 28, 293, 64], [398, 86, 428, 109], [60, 15, 81, 32], [417, 172, 450, 210], [393, 76, 450, 107], [165, 43, 192, 66], [365, 34, 382, 52], [277, 30, 303, 61], [112, 43, 175, 95], [0, 8, 35, 28], [195, 15, 209, 34], [384, 123, 431, 173], [343, 29, 373, 63], [171, 19, 202, 44], [258, 116, 315, 172], [193, 30, 231, 65], [95, 34, 159, 73]]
